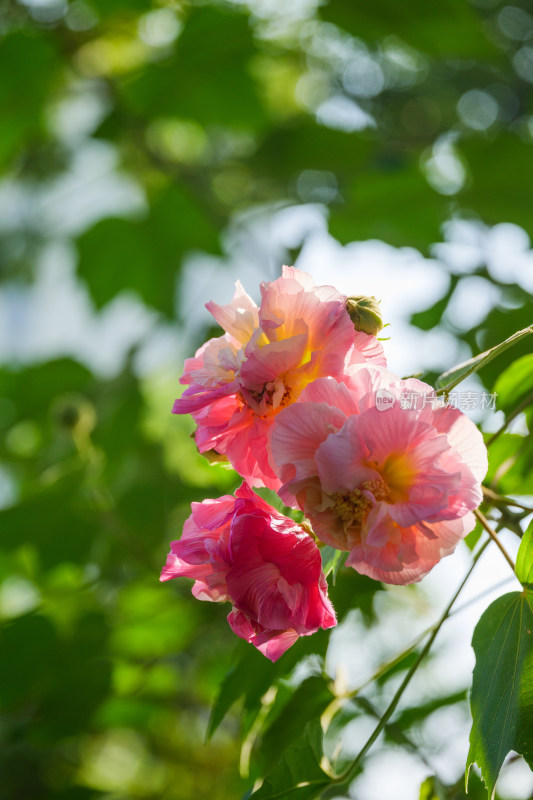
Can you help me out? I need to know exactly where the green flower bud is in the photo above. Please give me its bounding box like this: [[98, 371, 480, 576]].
[[54, 394, 96, 434], [345, 295, 384, 337]]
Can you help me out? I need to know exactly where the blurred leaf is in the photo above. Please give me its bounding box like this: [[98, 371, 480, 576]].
[[493, 353, 533, 416], [467, 590, 533, 797], [319, 0, 497, 57], [208, 642, 275, 739], [330, 155, 448, 249], [0, 359, 93, 423], [393, 689, 466, 730], [0, 31, 59, 169], [0, 471, 99, 568], [516, 522, 533, 586], [419, 775, 447, 800], [410, 276, 458, 331], [486, 433, 533, 497], [120, 6, 267, 129], [259, 677, 333, 776], [460, 136, 533, 239], [76, 185, 219, 316], [328, 567, 381, 624], [38, 612, 111, 737], [91, 0, 150, 12], [209, 633, 332, 739], [0, 613, 57, 709], [250, 720, 329, 799], [251, 122, 374, 177]]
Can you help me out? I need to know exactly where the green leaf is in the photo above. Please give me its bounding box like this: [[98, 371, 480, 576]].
[[120, 6, 267, 129], [321, 546, 345, 582], [0, 471, 99, 568], [76, 186, 219, 316], [259, 677, 333, 776], [0, 32, 59, 169], [436, 325, 533, 393], [493, 354, 533, 417], [516, 522, 533, 587], [208, 634, 332, 740], [319, 0, 498, 57], [419, 775, 447, 800], [207, 643, 277, 739], [0, 614, 57, 709], [460, 135, 533, 240], [393, 689, 467, 730], [330, 156, 448, 250], [467, 589, 533, 798], [250, 721, 330, 799], [410, 277, 458, 332]]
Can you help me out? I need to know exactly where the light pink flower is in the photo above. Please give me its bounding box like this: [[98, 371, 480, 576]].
[[270, 367, 488, 585], [160, 483, 336, 661], [173, 267, 386, 489]]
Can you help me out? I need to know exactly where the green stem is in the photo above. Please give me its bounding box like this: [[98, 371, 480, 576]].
[[481, 486, 532, 513], [333, 574, 514, 704], [327, 539, 489, 792]]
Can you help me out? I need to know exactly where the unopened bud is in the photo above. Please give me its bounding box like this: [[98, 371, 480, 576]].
[[345, 295, 384, 337], [54, 394, 96, 434]]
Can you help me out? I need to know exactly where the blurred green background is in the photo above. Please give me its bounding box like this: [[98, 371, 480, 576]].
[[1, 0, 533, 798]]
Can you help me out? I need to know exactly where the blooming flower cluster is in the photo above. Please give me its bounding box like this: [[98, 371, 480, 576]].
[[162, 267, 487, 660]]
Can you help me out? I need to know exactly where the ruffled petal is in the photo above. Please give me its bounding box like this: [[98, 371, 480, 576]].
[[206, 280, 259, 344]]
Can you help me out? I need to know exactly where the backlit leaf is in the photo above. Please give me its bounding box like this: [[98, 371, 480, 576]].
[[467, 590, 533, 798]]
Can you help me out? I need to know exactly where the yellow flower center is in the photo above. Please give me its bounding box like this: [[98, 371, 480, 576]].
[[331, 479, 390, 528]]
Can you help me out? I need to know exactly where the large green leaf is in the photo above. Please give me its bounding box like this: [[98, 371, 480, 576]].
[[319, 0, 497, 57], [250, 721, 330, 800], [493, 354, 533, 417], [119, 6, 268, 129], [0, 32, 59, 169], [467, 590, 533, 798], [259, 677, 333, 777], [330, 157, 448, 249], [460, 135, 533, 240], [207, 642, 278, 739], [76, 185, 219, 315]]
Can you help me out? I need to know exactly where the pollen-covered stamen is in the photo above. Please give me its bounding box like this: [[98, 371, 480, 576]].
[[330, 479, 390, 528], [241, 378, 292, 416]]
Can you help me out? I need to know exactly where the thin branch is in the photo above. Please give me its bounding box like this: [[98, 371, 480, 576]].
[[353, 695, 435, 772], [327, 539, 489, 791], [331, 573, 515, 706], [482, 486, 532, 513], [474, 508, 516, 573]]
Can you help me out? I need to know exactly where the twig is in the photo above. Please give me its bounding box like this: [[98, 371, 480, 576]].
[[482, 486, 532, 513], [327, 539, 489, 791], [474, 508, 516, 573]]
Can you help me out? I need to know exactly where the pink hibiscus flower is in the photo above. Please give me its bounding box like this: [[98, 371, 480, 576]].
[[269, 367, 488, 585], [173, 267, 386, 489], [160, 483, 336, 661]]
